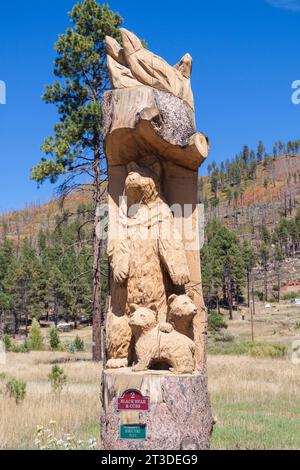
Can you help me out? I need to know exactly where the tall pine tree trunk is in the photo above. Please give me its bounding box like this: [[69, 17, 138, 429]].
[[92, 134, 102, 362], [13, 310, 18, 336], [247, 270, 250, 308], [228, 282, 233, 321], [263, 264, 268, 301], [277, 263, 281, 303]]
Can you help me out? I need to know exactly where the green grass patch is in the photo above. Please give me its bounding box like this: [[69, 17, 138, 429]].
[[211, 398, 300, 450], [208, 341, 287, 358]]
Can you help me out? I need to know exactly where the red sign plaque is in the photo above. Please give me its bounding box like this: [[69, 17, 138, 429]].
[[117, 389, 150, 411]]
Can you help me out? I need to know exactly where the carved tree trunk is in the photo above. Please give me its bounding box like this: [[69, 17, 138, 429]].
[[101, 369, 214, 451], [101, 28, 213, 450], [103, 86, 209, 370]]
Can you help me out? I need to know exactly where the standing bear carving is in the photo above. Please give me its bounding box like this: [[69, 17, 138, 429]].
[[106, 161, 190, 369]]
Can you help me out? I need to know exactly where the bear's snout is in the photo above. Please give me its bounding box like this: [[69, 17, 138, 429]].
[[128, 316, 137, 327], [126, 173, 140, 187]]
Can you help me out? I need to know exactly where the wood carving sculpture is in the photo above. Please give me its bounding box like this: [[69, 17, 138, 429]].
[[103, 28, 210, 373], [106, 161, 190, 369], [101, 27, 214, 452], [129, 306, 196, 374]]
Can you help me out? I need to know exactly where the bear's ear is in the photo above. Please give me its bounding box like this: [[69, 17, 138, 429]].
[[187, 290, 195, 301], [130, 303, 139, 314], [151, 161, 162, 180], [149, 303, 157, 313], [168, 294, 177, 305], [127, 161, 140, 174]]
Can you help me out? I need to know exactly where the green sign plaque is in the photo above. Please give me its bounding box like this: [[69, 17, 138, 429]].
[[119, 424, 147, 440]]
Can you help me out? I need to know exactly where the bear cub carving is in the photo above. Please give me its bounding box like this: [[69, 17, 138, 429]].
[[168, 293, 197, 339], [129, 305, 196, 374]]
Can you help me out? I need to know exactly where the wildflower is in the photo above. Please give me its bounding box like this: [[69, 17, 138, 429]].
[[88, 438, 97, 449]]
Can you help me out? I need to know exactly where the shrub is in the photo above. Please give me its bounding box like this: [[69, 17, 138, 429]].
[[28, 319, 44, 351], [48, 365, 67, 393], [250, 343, 287, 359], [11, 341, 29, 353], [73, 335, 85, 352], [283, 291, 300, 301], [49, 327, 60, 350], [2, 335, 29, 354], [3, 334, 12, 352], [214, 331, 236, 343], [208, 311, 228, 334], [294, 322, 300, 330], [254, 290, 264, 301], [6, 378, 26, 404], [58, 340, 71, 352], [268, 296, 279, 303]]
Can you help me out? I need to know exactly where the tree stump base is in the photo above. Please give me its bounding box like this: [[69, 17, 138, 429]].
[[101, 368, 214, 450]]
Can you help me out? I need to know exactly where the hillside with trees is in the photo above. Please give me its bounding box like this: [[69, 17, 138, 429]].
[[2, 144, 300, 330], [0, 206, 107, 337], [200, 140, 300, 307]]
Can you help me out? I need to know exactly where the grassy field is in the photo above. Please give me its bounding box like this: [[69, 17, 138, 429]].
[[0, 350, 100, 450], [209, 355, 300, 450], [0, 305, 300, 450]]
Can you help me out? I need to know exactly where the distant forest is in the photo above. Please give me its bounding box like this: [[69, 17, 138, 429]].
[[0, 204, 108, 336], [2, 140, 300, 336]]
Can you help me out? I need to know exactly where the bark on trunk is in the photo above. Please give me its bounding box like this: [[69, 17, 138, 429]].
[[92, 134, 102, 362]]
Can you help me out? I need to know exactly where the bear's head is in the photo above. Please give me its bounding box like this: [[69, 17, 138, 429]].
[[129, 304, 158, 331], [125, 161, 162, 206], [168, 293, 197, 320]]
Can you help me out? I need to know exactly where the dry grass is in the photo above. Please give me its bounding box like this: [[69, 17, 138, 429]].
[[0, 350, 100, 450], [1, 323, 299, 450], [226, 302, 300, 345]]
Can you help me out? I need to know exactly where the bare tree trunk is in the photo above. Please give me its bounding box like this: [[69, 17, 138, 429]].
[[277, 263, 281, 303], [228, 279, 233, 320], [247, 270, 250, 308], [13, 310, 18, 336], [252, 274, 256, 317], [92, 134, 102, 362], [0, 313, 4, 338], [250, 272, 255, 340], [25, 309, 29, 338], [263, 264, 268, 301], [24, 288, 29, 338]]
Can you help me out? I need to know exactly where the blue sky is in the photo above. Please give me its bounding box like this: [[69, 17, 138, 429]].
[[0, 0, 300, 211]]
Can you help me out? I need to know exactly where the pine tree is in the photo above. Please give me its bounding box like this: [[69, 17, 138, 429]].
[[49, 326, 60, 350], [201, 222, 246, 318], [6, 241, 45, 337], [257, 140, 265, 162], [31, 0, 123, 361], [0, 239, 14, 333], [242, 145, 250, 165], [28, 318, 44, 351]]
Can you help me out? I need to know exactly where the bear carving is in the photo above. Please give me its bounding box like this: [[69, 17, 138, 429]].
[[106, 161, 190, 369], [168, 293, 197, 339], [129, 305, 196, 374]]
